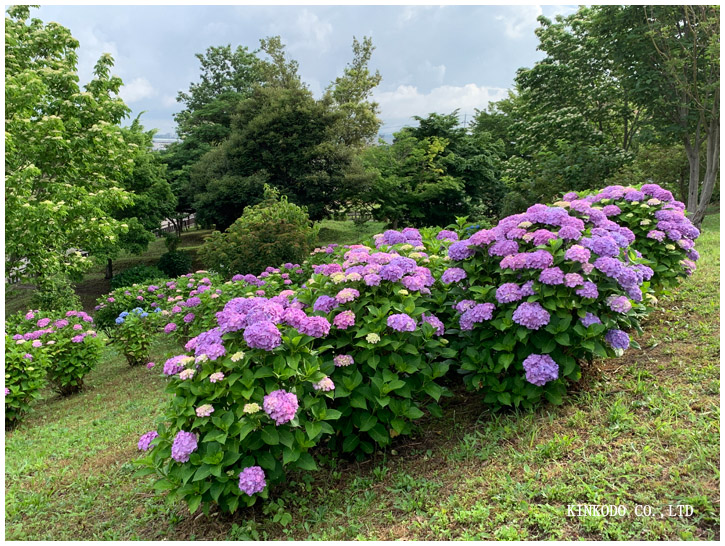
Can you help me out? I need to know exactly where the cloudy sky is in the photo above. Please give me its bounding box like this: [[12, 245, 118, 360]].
[[33, 3, 578, 139]]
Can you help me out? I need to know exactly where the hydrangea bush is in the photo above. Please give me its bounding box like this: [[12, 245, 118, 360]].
[[4, 333, 49, 428], [557, 184, 700, 293], [441, 200, 652, 408], [6, 309, 103, 396], [111, 307, 161, 366], [116, 183, 699, 514]]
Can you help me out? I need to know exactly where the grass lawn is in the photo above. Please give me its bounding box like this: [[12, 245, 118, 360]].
[[4, 214, 720, 540]]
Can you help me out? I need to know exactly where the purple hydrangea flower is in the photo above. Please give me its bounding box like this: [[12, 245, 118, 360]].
[[334, 354, 354, 367], [138, 430, 158, 451], [387, 313, 416, 332], [244, 320, 282, 351], [489, 240, 519, 257], [163, 355, 188, 376], [171, 430, 198, 463], [512, 302, 550, 330], [298, 316, 331, 338], [441, 267, 467, 285], [539, 267, 565, 285], [282, 307, 308, 329], [605, 329, 630, 350], [313, 377, 335, 391], [448, 240, 475, 261], [183, 313, 195, 323], [522, 354, 559, 386], [608, 296, 632, 313], [520, 280, 536, 296], [263, 389, 299, 425], [238, 466, 266, 496], [364, 274, 381, 286], [335, 288, 360, 304], [313, 295, 339, 313], [459, 303, 495, 331], [454, 299, 477, 313], [436, 229, 459, 241], [421, 313, 445, 336], [575, 282, 599, 299], [564, 273, 584, 287], [524, 250, 554, 270], [496, 283, 522, 304], [565, 245, 591, 264], [580, 313, 602, 327], [333, 310, 356, 330]]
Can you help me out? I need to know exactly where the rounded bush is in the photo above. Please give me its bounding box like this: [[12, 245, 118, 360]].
[[198, 185, 318, 278], [157, 251, 193, 278], [4, 333, 49, 429], [111, 265, 165, 290]]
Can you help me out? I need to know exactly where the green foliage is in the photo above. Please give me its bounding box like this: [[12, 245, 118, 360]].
[[30, 276, 82, 312], [5, 6, 136, 286], [110, 265, 166, 290], [362, 112, 505, 227], [198, 186, 318, 277], [157, 251, 193, 278], [4, 334, 49, 428], [111, 308, 159, 367]]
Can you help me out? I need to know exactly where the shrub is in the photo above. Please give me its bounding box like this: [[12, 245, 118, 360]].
[[30, 276, 81, 312], [198, 185, 318, 278], [4, 333, 49, 429], [557, 184, 700, 294], [6, 309, 104, 396], [111, 307, 161, 366], [441, 201, 651, 409], [158, 251, 193, 278], [111, 265, 165, 290]]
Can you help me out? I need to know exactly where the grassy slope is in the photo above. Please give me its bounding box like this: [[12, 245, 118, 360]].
[[4, 215, 720, 540]]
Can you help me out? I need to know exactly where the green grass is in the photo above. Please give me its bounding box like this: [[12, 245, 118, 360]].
[[4, 215, 720, 540], [315, 219, 386, 247]]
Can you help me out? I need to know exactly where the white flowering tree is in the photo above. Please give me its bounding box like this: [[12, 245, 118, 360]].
[[5, 6, 137, 304]]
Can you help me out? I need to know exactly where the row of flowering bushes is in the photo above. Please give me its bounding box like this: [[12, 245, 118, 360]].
[[5, 310, 103, 427], [4, 183, 699, 509]]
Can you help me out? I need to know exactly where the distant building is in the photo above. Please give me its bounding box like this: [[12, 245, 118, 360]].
[[152, 137, 180, 151]]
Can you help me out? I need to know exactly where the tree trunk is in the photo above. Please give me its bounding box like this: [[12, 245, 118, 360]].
[[683, 136, 701, 214], [105, 258, 113, 280], [691, 122, 720, 228]]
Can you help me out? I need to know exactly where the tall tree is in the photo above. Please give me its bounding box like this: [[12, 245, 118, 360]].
[[591, 5, 719, 227], [5, 6, 135, 303], [325, 36, 382, 149]]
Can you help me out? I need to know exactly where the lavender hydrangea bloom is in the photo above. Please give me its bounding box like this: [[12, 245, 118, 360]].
[[263, 389, 299, 425], [520, 280, 536, 296], [512, 302, 550, 330], [489, 240, 519, 257], [580, 313, 602, 327], [531, 229, 557, 246], [421, 313, 445, 336], [244, 320, 282, 350], [163, 355, 188, 376], [647, 230, 666, 242], [335, 288, 360, 304], [333, 310, 356, 330], [608, 296, 632, 313], [137, 430, 158, 451], [575, 282, 599, 299], [387, 313, 416, 332], [313, 295, 339, 313], [171, 430, 198, 463], [282, 307, 307, 329], [379, 264, 405, 281], [558, 226, 582, 240], [524, 250, 554, 270], [448, 240, 475, 261], [298, 316, 331, 338], [500, 253, 527, 270], [470, 229, 497, 246], [522, 354, 559, 386], [605, 329, 630, 350], [459, 303, 495, 331], [565, 245, 591, 264], [564, 273, 584, 287], [454, 300, 477, 313], [194, 328, 226, 360], [364, 273, 382, 286], [334, 354, 354, 367], [436, 229, 459, 241], [441, 267, 467, 284], [539, 267, 565, 285], [238, 466, 266, 496], [313, 377, 335, 391], [496, 283, 522, 304]]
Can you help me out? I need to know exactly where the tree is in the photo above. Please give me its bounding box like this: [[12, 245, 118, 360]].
[[104, 118, 177, 278], [190, 84, 360, 228], [591, 5, 719, 227], [324, 36, 382, 149], [5, 6, 136, 304]]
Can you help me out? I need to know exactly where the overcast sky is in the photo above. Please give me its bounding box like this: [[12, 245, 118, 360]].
[[33, 3, 578, 138]]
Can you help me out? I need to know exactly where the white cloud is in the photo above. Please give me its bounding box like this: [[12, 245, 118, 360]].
[[375, 83, 509, 125], [120, 77, 157, 103], [495, 5, 543, 40], [161, 94, 179, 108]]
